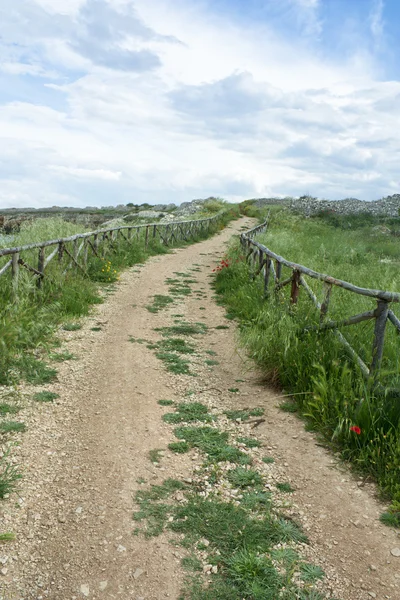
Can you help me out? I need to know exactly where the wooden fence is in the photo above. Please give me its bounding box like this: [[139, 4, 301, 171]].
[[241, 220, 400, 384], [0, 213, 224, 295]]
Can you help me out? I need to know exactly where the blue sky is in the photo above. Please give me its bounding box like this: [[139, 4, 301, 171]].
[[0, 0, 399, 207]]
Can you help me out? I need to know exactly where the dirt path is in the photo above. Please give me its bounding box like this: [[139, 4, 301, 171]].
[[1, 217, 399, 600]]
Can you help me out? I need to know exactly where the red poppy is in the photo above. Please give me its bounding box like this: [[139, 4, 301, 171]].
[[350, 426, 361, 435]]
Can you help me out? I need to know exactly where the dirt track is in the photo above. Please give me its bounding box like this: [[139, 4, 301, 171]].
[[1, 217, 399, 600]]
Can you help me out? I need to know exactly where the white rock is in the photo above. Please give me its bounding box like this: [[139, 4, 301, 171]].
[[117, 544, 126, 553], [99, 581, 108, 591], [80, 584, 90, 597], [133, 568, 144, 580], [390, 547, 400, 557]]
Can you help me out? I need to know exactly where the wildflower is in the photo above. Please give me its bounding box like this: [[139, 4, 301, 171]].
[[350, 426, 361, 435]]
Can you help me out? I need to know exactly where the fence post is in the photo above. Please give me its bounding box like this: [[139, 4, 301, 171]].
[[37, 247, 45, 288], [290, 270, 301, 305], [264, 258, 271, 298], [12, 252, 19, 298], [145, 225, 149, 249], [83, 240, 89, 271], [370, 300, 390, 375]]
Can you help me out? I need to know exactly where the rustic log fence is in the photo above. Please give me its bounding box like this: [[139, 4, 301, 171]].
[[0, 213, 224, 296], [240, 219, 400, 385]]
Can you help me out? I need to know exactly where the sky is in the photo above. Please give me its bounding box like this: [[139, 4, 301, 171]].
[[1, 0, 400, 208]]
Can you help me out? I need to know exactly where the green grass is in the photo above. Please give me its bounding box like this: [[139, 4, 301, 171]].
[[0, 533, 15, 542], [155, 352, 194, 375], [205, 359, 219, 366], [262, 456, 275, 464], [227, 467, 263, 489], [237, 436, 262, 448], [224, 408, 264, 421], [162, 402, 212, 424], [215, 205, 400, 523], [279, 401, 298, 413], [146, 295, 175, 313], [90, 326, 102, 332], [0, 421, 26, 434], [13, 356, 57, 385], [158, 399, 175, 406], [49, 351, 75, 362], [168, 441, 191, 453], [156, 323, 207, 337], [0, 448, 22, 498], [0, 404, 20, 415], [149, 449, 164, 463], [174, 426, 251, 465], [62, 322, 82, 331], [33, 391, 60, 402], [276, 482, 295, 493]]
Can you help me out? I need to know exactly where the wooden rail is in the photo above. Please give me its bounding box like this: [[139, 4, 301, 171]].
[[241, 220, 400, 382], [0, 213, 224, 294]]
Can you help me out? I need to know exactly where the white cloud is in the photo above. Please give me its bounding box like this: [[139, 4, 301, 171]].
[[0, 0, 398, 208]]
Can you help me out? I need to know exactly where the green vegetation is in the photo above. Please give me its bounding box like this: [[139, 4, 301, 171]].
[[216, 203, 400, 521], [0, 447, 22, 498], [0, 421, 26, 434], [237, 436, 262, 448], [162, 402, 212, 424], [224, 408, 264, 421], [33, 391, 60, 403], [134, 397, 331, 599], [146, 294, 174, 313], [0, 209, 235, 387], [0, 404, 20, 415], [149, 449, 164, 464], [276, 482, 295, 493], [158, 399, 175, 407]]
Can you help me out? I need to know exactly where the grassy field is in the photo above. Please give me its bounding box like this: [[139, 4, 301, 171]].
[[215, 204, 400, 525]]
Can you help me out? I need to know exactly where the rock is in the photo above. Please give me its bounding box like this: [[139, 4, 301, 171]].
[[0, 567, 8, 576], [117, 544, 126, 553], [80, 584, 90, 597], [390, 547, 400, 557], [99, 581, 108, 591], [368, 593, 377, 598], [133, 568, 144, 580]]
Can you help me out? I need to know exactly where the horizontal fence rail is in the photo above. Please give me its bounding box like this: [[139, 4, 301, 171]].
[[240, 219, 400, 386], [0, 212, 225, 294]]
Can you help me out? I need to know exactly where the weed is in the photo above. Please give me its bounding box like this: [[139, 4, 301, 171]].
[[49, 352, 75, 362], [149, 449, 163, 464], [0, 533, 15, 542], [276, 482, 295, 493], [0, 448, 22, 498], [0, 422, 26, 434], [155, 352, 194, 376], [215, 325, 229, 330], [300, 563, 325, 582], [205, 359, 219, 366], [279, 401, 298, 413], [205, 350, 217, 356], [158, 338, 196, 354], [163, 403, 212, 424], [262, 456, 275, 464], [380, 511, 400, 527], [14, 356, 57, 385], [228, 387, 239, 393], [174, 426, 251, 465], [224, 408, 265, 421], [62, 322, 81, 331], [33, 391, 59, 403], [91, 327, 102, 332], [158, 399, 175, 406], [0, 404, 20, 415], [168, 441, 190, 453], [181, 556, 202, 572], [227, 467, 263, 489], [146, 295, 174, 313], [157, 323, 207, 337], [237, 436, 261, 448]]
